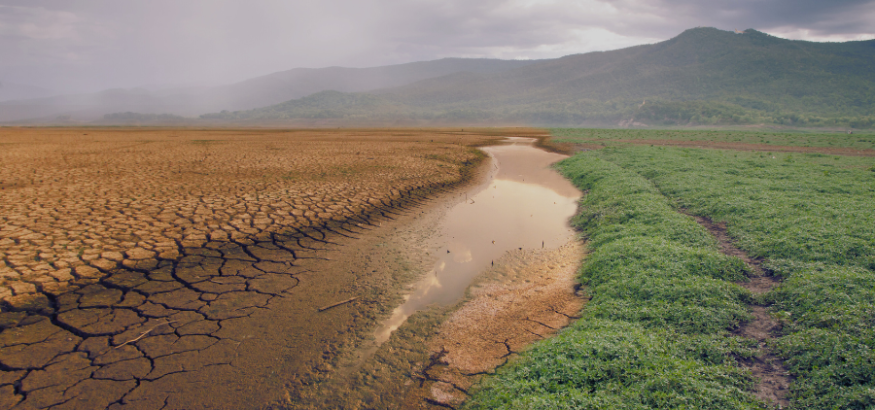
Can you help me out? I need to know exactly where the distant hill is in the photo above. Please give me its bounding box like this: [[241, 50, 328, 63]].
[[99, 112, 189, 125], [0, 58, 540, 123], [206, 28, 875, 127]]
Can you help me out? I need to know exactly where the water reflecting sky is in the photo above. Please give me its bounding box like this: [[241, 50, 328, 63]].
[[375, 138, 580, 343]]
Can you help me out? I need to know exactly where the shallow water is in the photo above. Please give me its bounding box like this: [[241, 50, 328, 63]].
[[374, 138, 580, 342]]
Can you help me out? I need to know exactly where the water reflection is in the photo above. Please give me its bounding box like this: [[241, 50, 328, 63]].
[[374, 138, 580, 343]]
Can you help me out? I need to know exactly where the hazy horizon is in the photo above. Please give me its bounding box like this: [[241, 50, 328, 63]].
[[2, 0, 874, 95]]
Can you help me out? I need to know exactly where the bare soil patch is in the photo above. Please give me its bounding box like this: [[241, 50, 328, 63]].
[[403, 242, 585, 409], [0, 127, 553, 410], [258, 137, 585, 410]]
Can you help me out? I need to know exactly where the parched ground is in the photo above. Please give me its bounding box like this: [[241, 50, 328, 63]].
[[0, 127, 545, 410], [406, 242, 585, 409], [0, 128, 493, 297]]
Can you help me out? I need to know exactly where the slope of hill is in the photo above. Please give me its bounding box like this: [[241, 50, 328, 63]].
[[201, 58, 542, 112], [207, 28, 875, 127], [0, 58, 541, 123]]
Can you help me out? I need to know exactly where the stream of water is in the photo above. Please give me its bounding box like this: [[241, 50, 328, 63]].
[[374, 137, 580, 342]]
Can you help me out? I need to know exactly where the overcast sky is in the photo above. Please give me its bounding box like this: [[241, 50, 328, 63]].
[[2, 0, 874, 93]]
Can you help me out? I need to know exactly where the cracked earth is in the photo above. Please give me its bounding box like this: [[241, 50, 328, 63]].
[[402, 243, 585, 409], [0, 127, 540, 409]]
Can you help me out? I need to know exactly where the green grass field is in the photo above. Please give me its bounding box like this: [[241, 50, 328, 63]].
[[552, 128, 875, 151], [465, 132, 875, 409]]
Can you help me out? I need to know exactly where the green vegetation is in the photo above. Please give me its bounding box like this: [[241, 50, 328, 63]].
[[597, 147, 875, 269], [200, 91, 405, 121], [593, 146, 875, 408], [465, 152, 765, 409], [202, 28, 875, 128], [764, 261, 875, 408], [468, 140, 875, 408], [103, 111, 188, 123], [552, 128, 875, 150]]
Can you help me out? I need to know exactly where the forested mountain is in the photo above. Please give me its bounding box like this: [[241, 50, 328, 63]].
[[205, 28, 875, 127], [0, 58, 539, 122]]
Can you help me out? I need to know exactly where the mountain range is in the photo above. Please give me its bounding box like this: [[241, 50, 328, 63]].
[[0, 59, 539, 123], [3, 27, 874, 127], [204, 28, 875, 128]]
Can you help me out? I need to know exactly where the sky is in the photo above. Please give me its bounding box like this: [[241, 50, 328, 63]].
[[2, 0, 874, 94]]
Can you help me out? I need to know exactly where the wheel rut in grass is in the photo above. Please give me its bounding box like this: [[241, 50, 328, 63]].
[[684, 211, 791, 408]]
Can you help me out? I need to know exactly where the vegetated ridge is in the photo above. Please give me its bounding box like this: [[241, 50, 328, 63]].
[[205, 27, 875, 128], [0, 58, 540, 123]]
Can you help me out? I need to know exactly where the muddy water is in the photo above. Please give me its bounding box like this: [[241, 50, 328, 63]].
[[374, 138, 579, 343]]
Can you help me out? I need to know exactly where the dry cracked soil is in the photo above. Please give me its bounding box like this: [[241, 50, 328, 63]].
[[0, 127, 556, 410]]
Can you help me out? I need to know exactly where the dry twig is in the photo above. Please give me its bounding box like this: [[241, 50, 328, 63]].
[[318, 297, 358, 312], [115, 320, 177, 348]]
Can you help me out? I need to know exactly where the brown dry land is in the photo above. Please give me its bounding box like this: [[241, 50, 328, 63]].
[[404, 242, 585, 409], [0, 127, 552, 409]]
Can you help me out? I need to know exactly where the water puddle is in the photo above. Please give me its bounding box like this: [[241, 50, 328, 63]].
[[374, 137, 580, 343]]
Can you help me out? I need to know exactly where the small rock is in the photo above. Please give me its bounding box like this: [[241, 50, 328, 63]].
[[90, 258, 117, 271], [125, 248, 155, 260], [49, 268, 74, 281], [74, 265, 104, 279], [101, 251, 125, 261], [10, 281, 37, 295]]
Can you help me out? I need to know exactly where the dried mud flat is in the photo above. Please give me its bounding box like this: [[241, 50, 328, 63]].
[[405, 242, 585, 409], [277, 138, 584, 410], [0, 127, 558, 410]]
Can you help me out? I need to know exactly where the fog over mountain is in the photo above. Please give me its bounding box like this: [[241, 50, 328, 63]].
[[3, 27, 875, 127], [204, 28, 875, 128], [0, 58, 541, 122], [1, 1, 874, 125]]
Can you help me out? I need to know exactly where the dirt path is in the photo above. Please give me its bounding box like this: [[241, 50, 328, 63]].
[[685, 212, 791, 408]]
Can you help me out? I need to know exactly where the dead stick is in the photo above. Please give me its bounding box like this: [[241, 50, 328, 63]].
[[318, 297, 358, 312], [115, 321, 176, 349]]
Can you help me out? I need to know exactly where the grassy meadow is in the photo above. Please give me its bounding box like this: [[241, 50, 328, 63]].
[[465, 131, 875, 409], [552, 128, 875, 151]]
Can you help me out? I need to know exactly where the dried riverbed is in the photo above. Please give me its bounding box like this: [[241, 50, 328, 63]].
[[287, 138, 584, 409], [0, 130, 583, 410]]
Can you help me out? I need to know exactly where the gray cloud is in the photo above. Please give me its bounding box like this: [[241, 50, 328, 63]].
[[1, 0, 873, 94]]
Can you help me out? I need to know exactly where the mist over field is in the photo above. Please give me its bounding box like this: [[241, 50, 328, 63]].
[[1, 1, 874, 126]]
